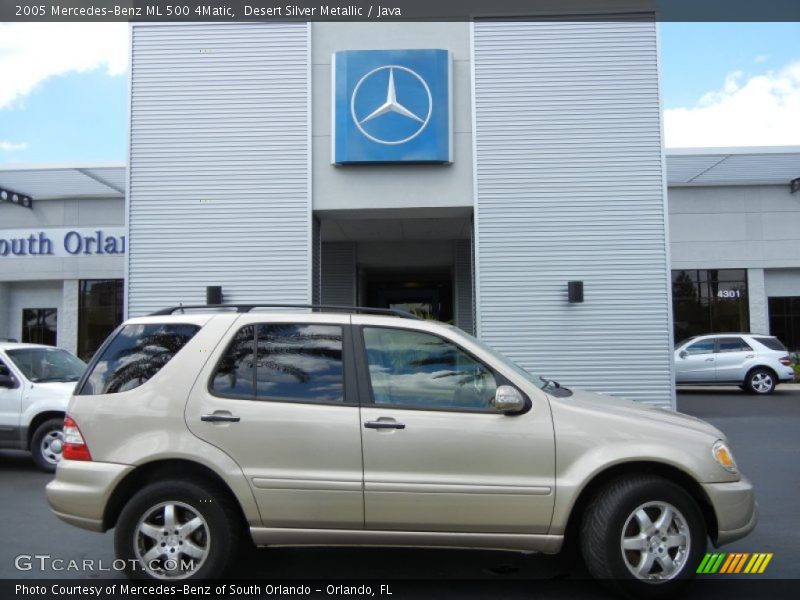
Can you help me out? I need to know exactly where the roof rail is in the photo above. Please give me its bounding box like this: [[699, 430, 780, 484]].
[[148, 303, 424, 320]]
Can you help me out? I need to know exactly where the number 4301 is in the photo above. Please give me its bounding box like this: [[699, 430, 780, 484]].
[[717, 289, 742, 298]]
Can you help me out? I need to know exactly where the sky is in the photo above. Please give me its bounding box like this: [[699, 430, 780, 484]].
[[0, 22, 799, 164]]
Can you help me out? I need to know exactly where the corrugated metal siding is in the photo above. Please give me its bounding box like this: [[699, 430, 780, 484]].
[[473, 16, 673, 407], [454, 238, 475, 335], [128, 23, 310, 316], [321, 242, 356, 306]]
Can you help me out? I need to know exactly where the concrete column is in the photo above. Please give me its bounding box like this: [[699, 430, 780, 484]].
[[59, 280, 79, 354], [748, 268, 769, 335], [0, 283, 9, 340]]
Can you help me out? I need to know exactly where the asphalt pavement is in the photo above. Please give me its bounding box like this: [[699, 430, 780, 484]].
[[1, 386, 797, 594]]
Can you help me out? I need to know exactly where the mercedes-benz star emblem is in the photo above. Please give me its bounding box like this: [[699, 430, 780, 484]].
[[350, 65, 433, 146]]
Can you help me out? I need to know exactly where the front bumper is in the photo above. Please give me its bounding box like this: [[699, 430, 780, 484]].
[[46, 460, 133, 532], [702, 477, 758, 546]]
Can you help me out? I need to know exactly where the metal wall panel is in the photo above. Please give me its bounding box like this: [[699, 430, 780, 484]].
[[473, 16, 673, 407], [321, 242, 357, 307], [454, 238, 475, 335], [128, 23, 310, 316]]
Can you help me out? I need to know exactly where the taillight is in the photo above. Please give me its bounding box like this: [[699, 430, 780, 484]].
[[779, 356, 792, 366], [62, 416, 92, 461]]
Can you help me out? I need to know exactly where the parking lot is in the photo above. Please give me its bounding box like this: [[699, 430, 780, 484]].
[[1, 387, 798, 590]]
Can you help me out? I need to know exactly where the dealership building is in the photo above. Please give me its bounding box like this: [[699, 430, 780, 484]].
[[2, 17, 799, 409]]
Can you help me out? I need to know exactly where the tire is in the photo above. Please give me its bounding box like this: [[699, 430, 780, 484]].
[[114, 479, 241, 580], [580, 475, 706, 598], [30, 417, 65, 472], [744, 368, 776, 395]]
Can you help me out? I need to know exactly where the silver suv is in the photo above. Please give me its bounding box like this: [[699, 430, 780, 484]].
[[47, 305, 757, 595], [674, 333, 794, 394]]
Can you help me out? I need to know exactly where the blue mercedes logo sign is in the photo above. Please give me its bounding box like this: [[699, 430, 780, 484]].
[[350, 65, 433, 146]]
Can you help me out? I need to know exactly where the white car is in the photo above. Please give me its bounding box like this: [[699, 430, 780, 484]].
[[674, 333, 794, 394], [0, 342, 87, 470]]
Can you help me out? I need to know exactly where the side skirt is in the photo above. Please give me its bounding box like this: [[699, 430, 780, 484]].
[[250, 527, 563, 554]]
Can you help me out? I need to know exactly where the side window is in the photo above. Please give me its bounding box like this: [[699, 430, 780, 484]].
[[362, 327, 497, 411], [211, 325, 256, 397], [717, 338, 753, 353], [79, 323, 200, 395], [685, 340, 715, 355], [211, 323, 345, 404], [0, 358, 17, 388]]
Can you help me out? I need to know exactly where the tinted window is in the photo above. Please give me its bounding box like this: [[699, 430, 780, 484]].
[[685, 340, 715, 355], [22, 308, 57, 346], [212, 324, 344, 404], [80, 323, 200, 395], [753, 336, 787, 352], [6, 348, 86, 383], [717, 338, 752, 353], [363, 327, 497, 411], [211, 325, 256, 397]]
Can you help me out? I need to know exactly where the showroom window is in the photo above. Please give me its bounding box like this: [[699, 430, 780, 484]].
[[78, 279, 124, 360], [769, 297, 800, 351], [21, 308, 57, 346], [672, 269, 749, 343]]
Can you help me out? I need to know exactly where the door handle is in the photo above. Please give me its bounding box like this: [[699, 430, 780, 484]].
[[745, 355, 754, 359], [201, 413, 240, 423], [705, 358, 714, 362], [364, 421, 406, 430]]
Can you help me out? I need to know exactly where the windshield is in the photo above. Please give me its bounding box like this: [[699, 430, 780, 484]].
[[446, 326, 547, 389], [6, 348, 87, 383]]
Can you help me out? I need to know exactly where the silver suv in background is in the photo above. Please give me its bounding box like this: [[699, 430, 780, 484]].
[[0, 342, 87, 470], [674, 333, 794, 394], [48, 305, 756, 595]]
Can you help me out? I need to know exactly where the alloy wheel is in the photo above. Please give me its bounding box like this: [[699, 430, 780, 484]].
[[620, 501, 691, 581]]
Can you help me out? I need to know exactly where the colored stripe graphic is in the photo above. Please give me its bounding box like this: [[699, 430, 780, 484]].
[[698, 552, 772, 575]]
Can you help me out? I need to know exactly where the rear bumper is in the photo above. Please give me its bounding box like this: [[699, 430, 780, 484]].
[[46, 460, 133, 532], [702, 477, 758, 546]]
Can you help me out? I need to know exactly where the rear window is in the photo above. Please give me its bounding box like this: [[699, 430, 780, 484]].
[[753, 336, 787, 352], [78, 323, 200, 395]]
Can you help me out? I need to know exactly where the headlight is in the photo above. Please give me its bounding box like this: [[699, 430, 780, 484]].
[[712, 440, 738, 474]]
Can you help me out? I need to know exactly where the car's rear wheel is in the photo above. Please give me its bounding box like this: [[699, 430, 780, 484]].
[[31, 417, 65, 472], [115, 479, 240, 580], [745, 368, 776, 395], [580, 475, 706, 597]]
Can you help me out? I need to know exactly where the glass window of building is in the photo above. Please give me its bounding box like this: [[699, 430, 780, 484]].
[[78, 280, 124, 360], [21, 309, 57, 346], [672, 269, 749, 343], [768, 297, 800, 352]]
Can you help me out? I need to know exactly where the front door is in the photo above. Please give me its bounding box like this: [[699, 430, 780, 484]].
[[0, 357, 24, 446], [185, 315, 364, 529], [354, 321, 555, 533], [676, 339, 717, 383]]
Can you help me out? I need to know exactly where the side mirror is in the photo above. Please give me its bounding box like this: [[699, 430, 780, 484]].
[[491, 385, 526, 414], [0, 374, 16, 389], [679, 351, 688, 359]]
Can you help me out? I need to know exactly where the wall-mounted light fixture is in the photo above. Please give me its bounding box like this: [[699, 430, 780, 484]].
[[568, 281, 584, 303], [0, 187, 33, 209], [206, 286, 223, 305]]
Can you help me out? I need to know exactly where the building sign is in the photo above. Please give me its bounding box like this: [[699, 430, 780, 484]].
[[0, 228, 126, 258], [333, 49, 452, 165]]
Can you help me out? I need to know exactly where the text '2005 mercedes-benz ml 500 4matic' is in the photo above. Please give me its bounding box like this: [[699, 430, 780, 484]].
[[47, 305, 757, 596]]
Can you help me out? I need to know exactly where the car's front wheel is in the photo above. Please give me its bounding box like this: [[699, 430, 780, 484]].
[[114, 479, 241, 580], [744, 368, 776, 395], [580, 475, 706, 597]]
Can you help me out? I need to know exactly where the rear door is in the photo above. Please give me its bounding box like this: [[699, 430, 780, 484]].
[[185, 314, 365, 529], [713, 337, 754, 382], [354, 319, 555, 534], [676, 339, 716, 383]]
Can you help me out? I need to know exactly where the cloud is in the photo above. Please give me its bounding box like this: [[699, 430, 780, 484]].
[[0, 23, 128, 110], [664, 61, 800, 147], [754, 54, 769, 64], [0, 141, 27, 151]]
